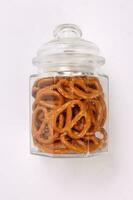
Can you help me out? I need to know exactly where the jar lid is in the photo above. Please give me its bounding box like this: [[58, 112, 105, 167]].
[[33, 24, 105, 71]]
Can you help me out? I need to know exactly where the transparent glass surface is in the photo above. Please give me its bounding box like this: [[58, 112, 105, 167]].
[[30, 71, 109, 158], [33, 24, 105, 71]]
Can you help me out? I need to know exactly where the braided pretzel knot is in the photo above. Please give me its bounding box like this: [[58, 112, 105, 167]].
[[31, 76, 108, 154]]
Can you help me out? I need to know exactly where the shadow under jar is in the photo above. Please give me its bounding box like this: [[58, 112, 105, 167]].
[[30, 24, 109, 157]]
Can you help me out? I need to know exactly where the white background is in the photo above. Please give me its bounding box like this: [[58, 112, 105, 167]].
[[0, 0, 133, 200]]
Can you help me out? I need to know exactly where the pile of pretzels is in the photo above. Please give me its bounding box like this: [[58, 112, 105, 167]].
[[32, 76, 107, 155]]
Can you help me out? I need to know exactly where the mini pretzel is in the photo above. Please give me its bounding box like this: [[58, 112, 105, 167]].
[[70, 76, 102, 99], [32, 77, 58, 97], [56, 78, 78, 99], [35, 141, 70, 154], [84, 76, 103, 94], [53, 100, 85, 132], [34, 119, 58, 145], [52, 100, 91, 139], [35, 88, 64, 110], [32, 106, 47, 134], [65, 110, 91, 139], [32, 107, 59, 145], [60, 133, 86, 153]]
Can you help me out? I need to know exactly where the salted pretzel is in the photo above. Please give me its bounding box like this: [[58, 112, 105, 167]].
[[34, 120, 59, 145], [35, 141, 70, 154], [83, 76, 103, 94], [70, 76, 103, 99], [31, 75, 108, 155], [56, 78, 78, 99], [60, 133, 86, 153], [53, 100, 91, 139], [32, 106, 59, 145], [32, 77, 58, 97], [34, 87, 64, 110], [65, 109, 91, 139], [52, 100, 83, 132], [60, 128, 107, 153], [32, 106, 47, 134]]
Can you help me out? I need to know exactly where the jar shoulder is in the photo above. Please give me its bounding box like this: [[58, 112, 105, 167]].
[[30, 71, 109, 80]]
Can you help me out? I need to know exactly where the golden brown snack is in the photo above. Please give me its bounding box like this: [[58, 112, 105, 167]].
[[31, 76, 107, 155], [70, 76, 103, 99], [32, 107, 59, 145], [35, 88, 64, 110], [56, 78, 78, 99], [32, 77, 58, 97], [53, 100, 85, 132], [35, 141, 70, 154], [60, 133, 86, 153]]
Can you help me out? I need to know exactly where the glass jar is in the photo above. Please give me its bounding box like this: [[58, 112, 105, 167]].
[[30, 24, 109, 157]]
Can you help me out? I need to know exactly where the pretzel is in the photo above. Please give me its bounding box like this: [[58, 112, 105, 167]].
[[31, 75, 108, 155], [32, 107, 59, 144], [70, 76, 103, 99], [83, 76, 103, 94], [56, 78, 78, 99], [52, 100, 91, 139], [60, 133, 86, 153], [34, 120, 59, 145], [32, 106, 47, 134], [52, 100, 83, 132], [35, 141, 70, 154], [65, 110, 91, 139], [32, 77, 58, 97], [34, 88, 64, 110]]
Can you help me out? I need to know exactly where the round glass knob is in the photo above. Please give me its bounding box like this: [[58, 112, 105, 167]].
[[53, 24, 82, 39]]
